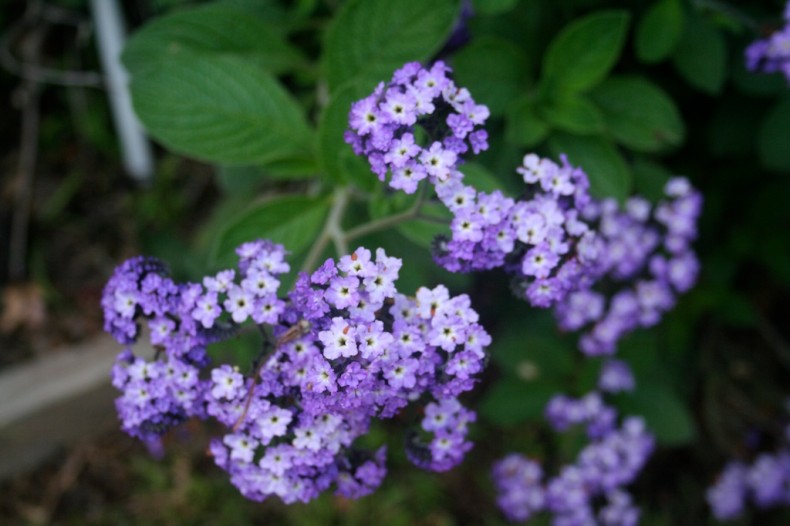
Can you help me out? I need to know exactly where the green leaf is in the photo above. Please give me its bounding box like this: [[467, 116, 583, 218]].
[[758, 98, 790, 172], [318, 83, 377, 189], [367, 185, 415, 220], [479, 378, 557, 426], [130, 54, 314, 166], [215, 165, 265, 196], [472, 0, 518, 16], [212, 194, 330, 267], [490, 313, 575, 381], [540, 95, 605, 135], [216, 160, 317, 196], [122, 3, 305, 77], [731, 52, 788, 97], [631, 157, 672, 202], [215, 0, 292, 24], [590, 76, 685, 153], [548, 132, 631, 201], [713, 290, 758, 327], [542, 10, 630, 94], [672, 11, 727, 94], [451, 36, 531, 116], [324, 0, 457, 92], [614, 384, 697, 446], [458, 162, 503, 193], [635, 0, 684, 63], [506, 95, 550, 147], [397, 202, 451, 248], [262, 156, 320, 179]]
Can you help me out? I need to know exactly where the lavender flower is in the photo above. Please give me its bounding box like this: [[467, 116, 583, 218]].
[[708, 451, 790, 520], [492, 455, 545, 522], [553, 177, 702, 356], [598, 359, 636, 393], [493, 413, 654, 524], [103, 241, 490, 504], [429, 153, 601, 308], [745, 3, 790, 84], [347, 64, 610, 309], [707, 462, 749, 520], [545, 392, 617, 439], [345, 61, 489, 192]]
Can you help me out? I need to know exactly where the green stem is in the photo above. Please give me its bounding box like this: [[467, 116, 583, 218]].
[[345, 182, 431, 242], [414, 212, 450, 225], [301, 186, 351, 273], [300, 182, 444, 273], [693, 0, 760, 31]]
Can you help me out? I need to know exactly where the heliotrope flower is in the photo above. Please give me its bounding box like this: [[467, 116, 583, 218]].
[[493, 413, 653, 525], [745, 2, 790, 84], [103, 241, 490, 503], [707, 404, 790, 520], [345, 61, 489, 191], [553, 177, 702, 357]]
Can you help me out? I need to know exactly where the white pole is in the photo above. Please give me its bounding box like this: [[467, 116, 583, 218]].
[[89, 0, 154, 182]]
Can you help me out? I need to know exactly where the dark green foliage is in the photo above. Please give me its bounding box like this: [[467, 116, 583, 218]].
[[94, 0, 790, 523]]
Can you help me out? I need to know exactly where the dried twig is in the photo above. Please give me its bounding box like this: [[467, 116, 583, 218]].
[[0, 2, 102, 88], [7, 4, 44, 283]]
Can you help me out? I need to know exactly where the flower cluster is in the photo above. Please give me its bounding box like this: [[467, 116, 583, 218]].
[[598, 359, 636, 394], [435, 154, 600, 307], [345, 63, 618, 309], [493, 415, 654, 525], [104, 250, 251, 443], [102, 240, 490, 504], [708, 452, 790, 520], [745, 3, 790, 84], [490, 178, 700, 523], [707, 405, 790, 520], [553, 177, 702, 356], [545, 392, 617, 439], [345, 61, 489, 193], [342, 60, 705, 523]]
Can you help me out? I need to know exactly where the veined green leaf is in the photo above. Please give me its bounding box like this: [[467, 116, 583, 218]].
[[540, 95, 606, 135], [758, 98, 790, 172], [591, 76, 685, 152], [397, 202, 451, 248], [130, 53, 314, 166], [451, 36, 531, 116], [635, 0, 684, 63], [506, 95, 550, 147], [542, 10, 630, 94], [212, 194, 330, 267], [123, 3, 305, 76], [672, 11, 727, 94], [324, 0, 457, 93], [318, 83, 378, 190]]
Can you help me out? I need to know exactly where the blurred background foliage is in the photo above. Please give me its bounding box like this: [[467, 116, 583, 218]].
[[1, 0, 790, 524]]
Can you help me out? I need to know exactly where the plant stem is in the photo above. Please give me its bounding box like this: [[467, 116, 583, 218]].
[[301, 182, 443, 274], [693, 0, 760, 31], [301, 186, 351, 273], [345, 182, 430, 242]]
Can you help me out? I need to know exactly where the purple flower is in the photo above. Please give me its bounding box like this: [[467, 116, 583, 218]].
[[553, 177, 702, 357], [494, 410, 654, 525], [211, 365, 244, 400], [346, 61, 489, 191], [745, 12, 790, 84], [318, 317, 358, 360], [707, 462, 748, 520], [103, 240, 490, 505], [193, 292, 220, 328], [598, 360, 635, 393]]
